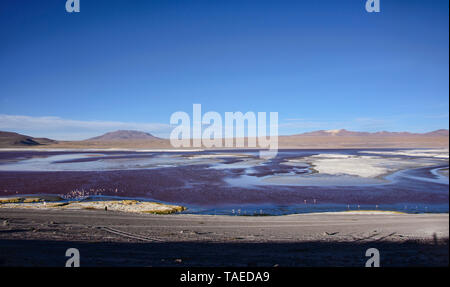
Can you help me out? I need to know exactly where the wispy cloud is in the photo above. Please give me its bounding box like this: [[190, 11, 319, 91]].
[[0, 114, 173, 140]]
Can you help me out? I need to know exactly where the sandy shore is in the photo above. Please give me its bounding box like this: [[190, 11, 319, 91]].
[[0, 208, 447, 266], [0, 197, 186, 214]]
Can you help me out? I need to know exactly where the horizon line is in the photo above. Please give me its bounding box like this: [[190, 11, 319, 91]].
[[1, 128, 449, 142]]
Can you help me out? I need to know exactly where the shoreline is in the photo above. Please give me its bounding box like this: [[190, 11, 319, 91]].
[[0, 147, 448, 151], [1, 195, 449, 216]]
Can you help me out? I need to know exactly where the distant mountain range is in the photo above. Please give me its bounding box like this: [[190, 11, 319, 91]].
[[296, 129, 450, 137], [280, 129, 449, 149], [0, 129, 448, 149]]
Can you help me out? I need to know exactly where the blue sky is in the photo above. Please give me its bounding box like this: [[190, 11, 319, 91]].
[[0, 0, 448, 140]]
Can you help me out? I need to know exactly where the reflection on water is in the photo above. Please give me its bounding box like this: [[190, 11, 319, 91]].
[[0, 152, 223, 171]]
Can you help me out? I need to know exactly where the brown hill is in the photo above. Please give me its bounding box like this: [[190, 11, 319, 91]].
[[87, 130, 160, 141], [0, 131, 57, 147], [423, 129, 450, 137]]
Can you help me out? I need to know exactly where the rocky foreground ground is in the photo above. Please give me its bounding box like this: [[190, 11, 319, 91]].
[[0, 208, 448, 267]]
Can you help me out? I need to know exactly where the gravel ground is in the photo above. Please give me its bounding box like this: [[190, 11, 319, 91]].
[[0, 208, 448, 267]]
